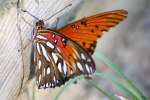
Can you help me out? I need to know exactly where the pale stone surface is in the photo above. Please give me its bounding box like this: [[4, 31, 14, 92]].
[[0, 0, 82, 100]]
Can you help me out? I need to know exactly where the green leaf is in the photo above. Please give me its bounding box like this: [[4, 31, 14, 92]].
[[94, 72, 139, 100]]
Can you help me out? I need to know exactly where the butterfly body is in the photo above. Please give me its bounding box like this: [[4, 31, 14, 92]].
[[33, 10, 128, 89]]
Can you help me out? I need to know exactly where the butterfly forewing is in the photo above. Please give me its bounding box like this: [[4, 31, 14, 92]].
[[33, 9, 128, 89], [34, 29, 95, 89], [58, 10, 128, 54]]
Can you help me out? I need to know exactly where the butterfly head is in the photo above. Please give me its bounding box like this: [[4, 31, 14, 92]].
[[36, 20, 44, 30]]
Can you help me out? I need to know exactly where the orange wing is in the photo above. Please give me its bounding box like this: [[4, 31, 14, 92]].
[[58, 10, 128, 54], [34, 31, 95, 88]]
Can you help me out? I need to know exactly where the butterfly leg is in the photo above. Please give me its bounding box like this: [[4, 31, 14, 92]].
[[84, 75, 92, 80], [73, 80, 78, 84], [17, 39, 32, 52], [24, 40, 32, 49], [16, 0, 35, 52]]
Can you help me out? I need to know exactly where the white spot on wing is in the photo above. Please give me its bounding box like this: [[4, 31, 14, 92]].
[[58, 63, 62, 72], [52, 83, 54, 87], [87, 58, 91, 62], [56, 80, 59, 83], [36, 35, 47, 40], [46, 83, 49, 87], [81, 53, 86, 60], [38, 60, 41, 69], [63, 61, 67, 76], [70, 70, 73, 75], [43, 68, 46, 76], [90, 67, 93, 73], [53, 76, 56, 82], [54, 39, 57, 43], [46, 42, 54, 49], [39, 85, 42, 89], [57, 48, 61, 53], [39, 75, 41, 82], [52, 52, 58, 63], [52, 34, 55, 38], [85, 64, 90, 73], [77, 62, 83, 71], [37, 43, 41, 54], [40, 44, 50, 61], [47, 67, 50, 74]]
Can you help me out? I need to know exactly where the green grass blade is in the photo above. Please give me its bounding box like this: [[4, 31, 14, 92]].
[[94, 72, 139, 99], [54, 75, 116, 100], [54, 71, 139, 100], [89, 81, 116, 100], [32, 81, 36, 100], [54, 76, 84, 100], [54, 51, 147, 100], [94, 51, 147, 100]]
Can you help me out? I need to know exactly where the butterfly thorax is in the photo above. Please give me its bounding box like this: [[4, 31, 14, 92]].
[[35, 20, 57, 35], [34, 20, 68, 49], [36, 20, 45, 30]]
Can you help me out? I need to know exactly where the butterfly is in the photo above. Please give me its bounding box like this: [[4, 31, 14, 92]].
[[31, 9, 128, 89]]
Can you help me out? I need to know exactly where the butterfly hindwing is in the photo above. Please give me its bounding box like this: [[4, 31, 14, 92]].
[[34, 30, 95, 88], [58, 10, 128, 54]]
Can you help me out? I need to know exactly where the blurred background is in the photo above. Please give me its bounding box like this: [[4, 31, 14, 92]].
[[29, 0, 150, 99], [0, 0, 150, 100]]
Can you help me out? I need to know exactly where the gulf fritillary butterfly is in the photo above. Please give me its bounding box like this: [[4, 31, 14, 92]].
[[17, 1, 128, 89]]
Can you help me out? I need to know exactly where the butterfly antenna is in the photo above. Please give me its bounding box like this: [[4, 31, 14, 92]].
[[20, 9, 40, 20], [44, 4, 72, 21], [17, 0, 39, 21]]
